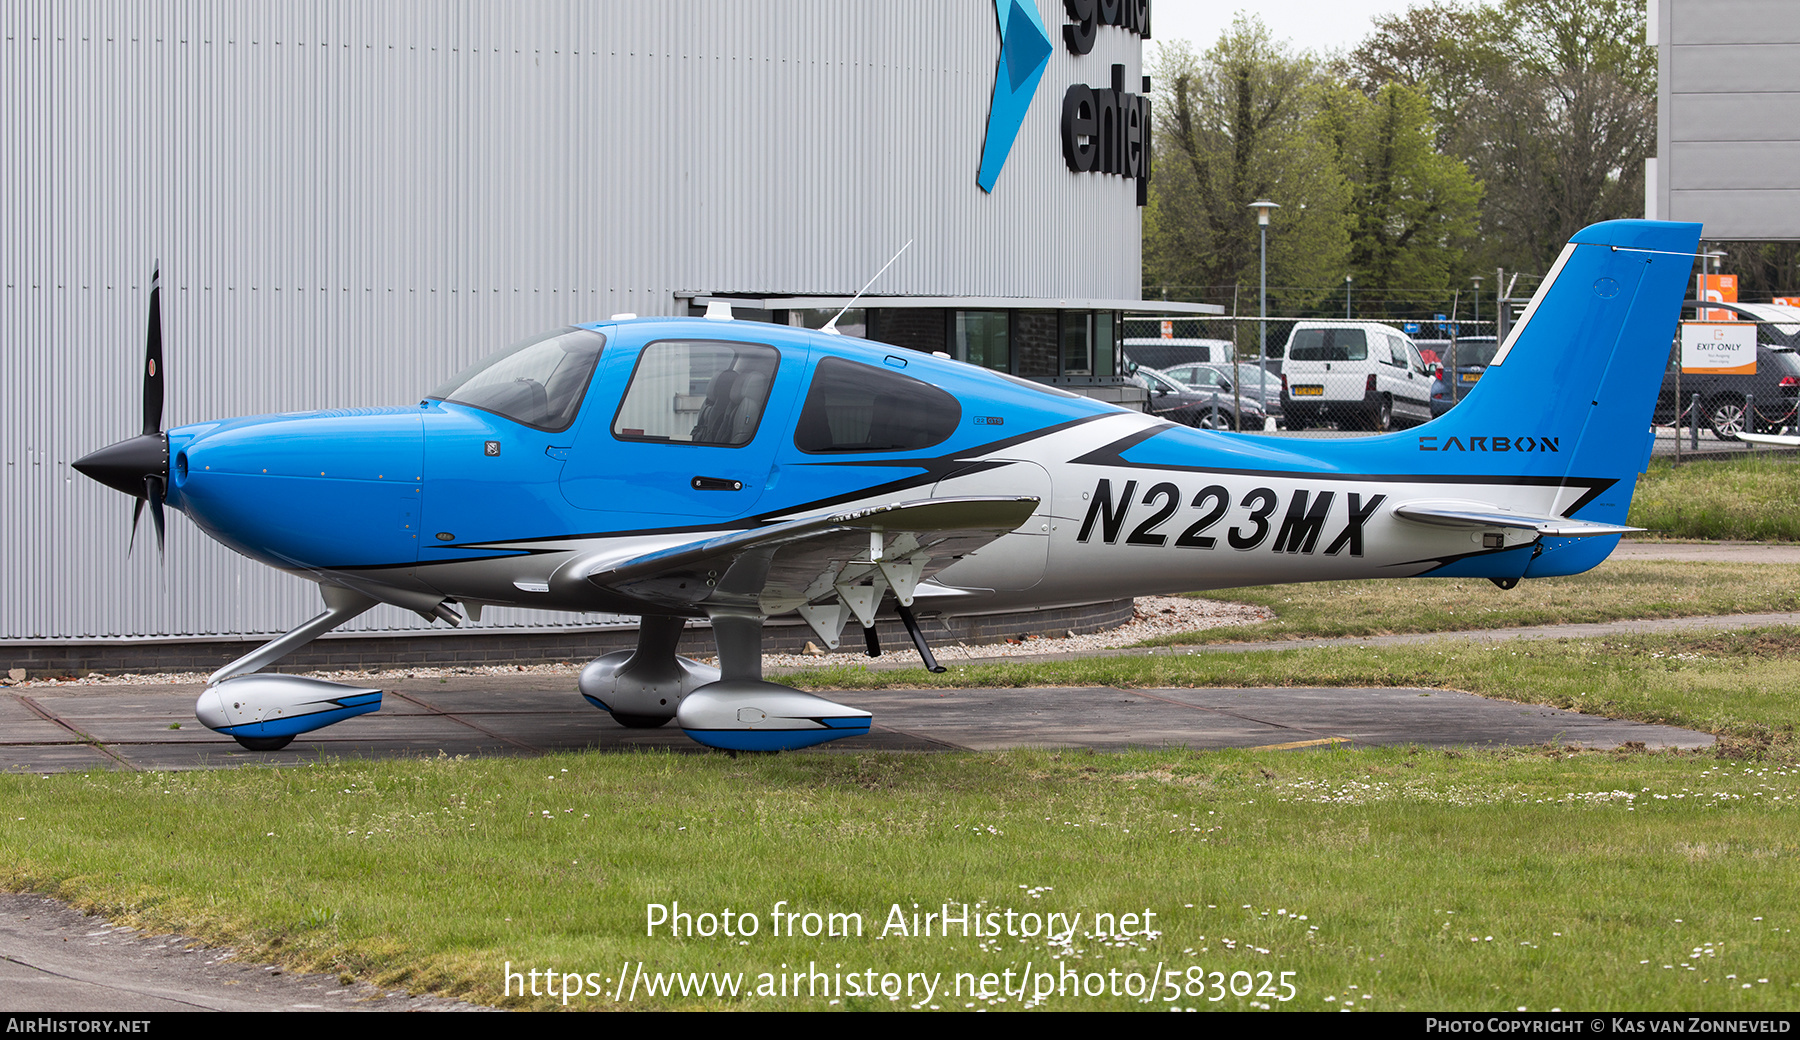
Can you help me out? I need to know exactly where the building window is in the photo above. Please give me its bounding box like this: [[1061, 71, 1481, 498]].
[[1096, 311, 1119, 377], [955, 310, 1010, 372], [1060, 312, 1093, 376]]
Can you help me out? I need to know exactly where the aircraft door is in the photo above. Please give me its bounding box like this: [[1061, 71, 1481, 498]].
[[561, 338, 798, 519], [931, 460, 1051, 591]]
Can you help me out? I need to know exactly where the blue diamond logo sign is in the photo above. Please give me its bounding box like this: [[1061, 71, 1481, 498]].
[[977, 0, 1053, 193]]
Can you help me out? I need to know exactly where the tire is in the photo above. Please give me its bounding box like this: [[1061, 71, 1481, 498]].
[[234, 734, 294, 751], [1197, 410, 1235, 431], [610, 713, 673, 729], [1362, 395, 1392, 433], [1708, 396, 1748, 441]]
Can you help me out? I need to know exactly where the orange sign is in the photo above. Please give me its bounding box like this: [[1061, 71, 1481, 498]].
[[1160, 320, 1173, 339], [1697, 273, 1738, 321], [1774, 297, 1800, 307]]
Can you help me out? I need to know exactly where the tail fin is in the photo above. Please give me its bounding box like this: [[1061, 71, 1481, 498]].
[[1414, 220, 1700, 574], [1437, 220, 1697, 476], [1418, 225, 1695, 483]]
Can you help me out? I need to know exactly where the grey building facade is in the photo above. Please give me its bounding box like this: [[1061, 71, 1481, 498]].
[[1650, 0, 1800, 238], [3, 1, 1186, 650]]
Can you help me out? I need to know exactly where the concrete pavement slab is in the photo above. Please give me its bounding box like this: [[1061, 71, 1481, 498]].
[[0, 893, 481, 1012], [2, 669, 1712, 775]]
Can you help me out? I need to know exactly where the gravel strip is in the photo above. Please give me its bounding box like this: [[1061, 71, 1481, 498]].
[[761, 596, 1270, 669], [2, 597, 1269, 688]]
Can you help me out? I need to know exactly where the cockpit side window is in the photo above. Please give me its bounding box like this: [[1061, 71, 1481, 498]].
[[429, 326, 605, 432], [612, 340, 781, 447], [794, 356, 961, 454]]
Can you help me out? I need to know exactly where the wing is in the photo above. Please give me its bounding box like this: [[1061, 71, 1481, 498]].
[[1393, 500, 1640, 538], [581, 496, 1040, 629]]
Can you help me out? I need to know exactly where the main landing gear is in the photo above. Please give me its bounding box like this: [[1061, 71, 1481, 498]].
[[578, 612, 871, 751]]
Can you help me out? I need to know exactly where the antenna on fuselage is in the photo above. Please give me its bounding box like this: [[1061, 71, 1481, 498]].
[[822, 239, 913, 335]]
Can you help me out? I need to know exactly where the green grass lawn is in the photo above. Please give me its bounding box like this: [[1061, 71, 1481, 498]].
[[5, 631, 1800, 1011], [1630, 455, 1800, 541], [1135, 560, 1800, 645]]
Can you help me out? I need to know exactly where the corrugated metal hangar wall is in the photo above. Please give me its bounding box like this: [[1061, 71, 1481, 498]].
[[2, 1, 1145, 644], [1652, 0, 1800, 238]]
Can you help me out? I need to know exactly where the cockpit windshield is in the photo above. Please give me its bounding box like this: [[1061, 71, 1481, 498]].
[[428, 327, 605, 431]]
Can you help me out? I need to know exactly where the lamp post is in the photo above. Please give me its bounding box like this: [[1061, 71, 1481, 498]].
[[1702, 247, 1727, 318], [1470, 274, 1482, 325], [1250, 200, 1279, 419], [1344, 274, 1353, 319]]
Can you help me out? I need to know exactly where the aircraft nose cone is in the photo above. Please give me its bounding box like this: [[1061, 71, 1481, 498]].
[[73, 433, 169, 498]]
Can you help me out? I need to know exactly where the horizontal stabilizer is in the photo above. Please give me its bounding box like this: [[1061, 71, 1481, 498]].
[[1737, 431, 1800, 449], [1393, 502, 1641, 538]]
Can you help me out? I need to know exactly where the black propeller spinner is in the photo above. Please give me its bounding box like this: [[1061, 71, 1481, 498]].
[[72, 263, 170, 556]]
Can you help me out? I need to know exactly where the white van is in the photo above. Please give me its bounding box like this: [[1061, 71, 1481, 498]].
[[1280, 322, 1433, 431], [1122, 337, 1235, 369]]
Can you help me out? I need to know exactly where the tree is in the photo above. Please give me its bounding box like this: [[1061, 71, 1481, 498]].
[[1143, 18, 1349, 310], [1471, 0, 1654, 270], [1342, 0, 1494, 151], [1709, 241, 1800, 301], [1344, 0, 1655, 273], [1319, 81, 1482, 310]]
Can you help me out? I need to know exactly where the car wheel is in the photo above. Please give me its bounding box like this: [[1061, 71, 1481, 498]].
[[1372, 395, 1393, 433], [1708, 397, 1748, 441], [1198, 410, 1233, 430]]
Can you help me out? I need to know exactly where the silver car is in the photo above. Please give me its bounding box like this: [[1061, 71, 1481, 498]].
[[1161, 361, 1282, 421]]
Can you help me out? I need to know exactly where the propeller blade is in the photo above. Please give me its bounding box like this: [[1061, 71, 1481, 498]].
[[143, 262, 164, 437], [129, 494, 146, 556], [146, 475, 167, 558]]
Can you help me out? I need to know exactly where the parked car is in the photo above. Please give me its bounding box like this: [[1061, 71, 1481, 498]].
[[1656, 301, 1800, 440], [1427, 336, 1501, 417], [1161, 361, 1283, 420], [1280, 321, 1433, 431], [1132, 366, 1265, 430], [1123, 337, 1235, 370], [1412, 338, 1447, 369]]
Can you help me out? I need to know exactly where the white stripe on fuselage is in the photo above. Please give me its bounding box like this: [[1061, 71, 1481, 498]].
[[927, 413, 1581, 609]]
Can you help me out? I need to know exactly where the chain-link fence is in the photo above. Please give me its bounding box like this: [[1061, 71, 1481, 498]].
[[1123, 315, 1501, 433], [1653, 320, 1800, 450], [1127, 312, 1800, 447]]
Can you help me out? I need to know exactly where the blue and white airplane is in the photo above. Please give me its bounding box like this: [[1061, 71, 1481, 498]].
[[74, 219, 1700, 752]]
